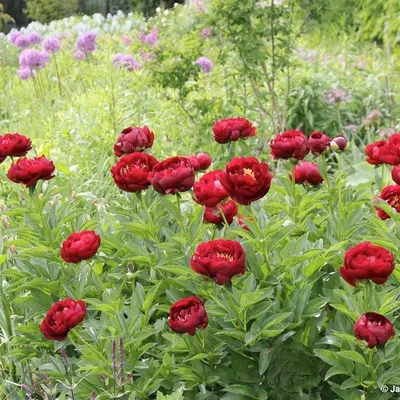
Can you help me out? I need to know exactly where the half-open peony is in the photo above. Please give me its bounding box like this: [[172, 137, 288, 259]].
[[61, 230, 101, 263]]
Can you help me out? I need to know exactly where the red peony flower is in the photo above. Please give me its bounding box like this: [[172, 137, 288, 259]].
[[168, 296, 208, 335], [193, 170, 228, 207], [219, 157, 273, 205], [339, 242, 395, 286], [111, 152, 158, 192], [203, 200, 238, 225], [308, 131, 331, 155], [213, 117, 257, 144], [187, 152, 212, 172], [61, 230, 101, 263], [366, 140, 386, 165], [354, 312, 395, 348], [290, 161, 324, 185], [270, 130, 309, 160], [391, 165, 400, 185], [0, 133, 32, 163], [331, 135, 349, 152], [151, 156, 195, 194], [190, 239, 246, 284], [6, 156, 55, 187], [113, 126, 155, 157], [375, 184, 400, 220], [40, 298, 86, 341]]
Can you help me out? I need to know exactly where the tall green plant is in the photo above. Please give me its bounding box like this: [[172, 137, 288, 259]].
[[24, 0, 79, 24]]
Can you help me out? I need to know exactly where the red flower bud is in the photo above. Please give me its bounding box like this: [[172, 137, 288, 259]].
[[339, 242, 395, 286], [61, 230, 101, 263], [203, 200, 238, 225], [213, 117, 256, 144], [193, 170, 228, 207], [113, 126, 154, 157], [40, 298, 86, 341], [187, 152, 212, 172], [151, 156, 195, 194], [308, 131, 331, 156], [290, 161, 323, 185], [190, 239, 246, 284], [331, 135, 348, 152], [7, 156, 55, 187], [111, 152, 158, 192], [168, 296, 208, 335], [270, 130, 309, 160], [354, 312, 395, 348]]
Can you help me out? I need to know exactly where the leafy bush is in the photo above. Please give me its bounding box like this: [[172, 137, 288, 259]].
[[24, 0, 79, 24]]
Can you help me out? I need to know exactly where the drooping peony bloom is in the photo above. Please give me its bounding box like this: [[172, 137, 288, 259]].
[[168, 296, 208, 335], [290, 161, 324, 185], [61, 230, 101, 263], [190, 239, 246, 284], [375, 185, 400, 220], [151, 156, 195, 194], [270, 130, 309, 160], [203, 200, 238, 225], [339, 242, 395, 286], [40, 298, 86, 341], [111, 152, 158, 192], [213, 117, 256, 144], [354, 312, 395, 348], [7, 156, 55, 187], [308, 131, 331, 155], [219, 157, 273, 205], [193, 170, 228, 207]]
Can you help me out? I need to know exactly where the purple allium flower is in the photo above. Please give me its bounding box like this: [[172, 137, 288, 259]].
[[43, 37, 61, 54], [324, 88, 351, 104], [113, 54, 141, 71], [366, 109, 382, 121], [17, 67, 34, 80], [138, 49, 153, 63], [196, 57, 213, 73], [194, 0, 205, 12], [121, 35, 133, 45], [15, 35, 31, 49], [27, 32, 42, 45], [378, 128, 395, 139], [75, 50, 86, 60], [139, 28, 158, 46], [201, 28, 212, 39], [9, 30, 22, 44], [19, 49, 49, 70], [77, 31, 98, 54], [345, 124, 358, 133]]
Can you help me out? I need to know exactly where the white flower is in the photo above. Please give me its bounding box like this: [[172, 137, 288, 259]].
[[164, 10, 169, 15], [156, 7, 161, 13]]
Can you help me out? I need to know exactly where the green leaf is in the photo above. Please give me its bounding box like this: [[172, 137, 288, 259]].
[[338, 351, 366, 365]]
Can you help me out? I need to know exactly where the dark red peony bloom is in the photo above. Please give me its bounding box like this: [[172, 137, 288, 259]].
[[0, 133, 32, 163], [213, 117, 257, 144], [203, 200, 238, 225], [270, 130, 309, 160], [6, 156, 55, 187], [391, 165, 400, 185], [61, 231, 101, 263], [168, 296, 208, 335], [354, 312, 395, 348], [219, 157, 273, 205], [340, 242, 395, 286], [113, 126, 155, 157], [190, 239, 246, 285], [237, 215, 252, 232], [290, 161, 324, 185], [40, 298, 86, 341], [366, 140, 386, 165], [193, 170, 228, 207], [375, 184, 400, 220], [331, 135, 349, 152], [111, 152, 158, 192], [187, 152, 212, 172], [308, 131, 331, 156], [151, 156, 195, 194]]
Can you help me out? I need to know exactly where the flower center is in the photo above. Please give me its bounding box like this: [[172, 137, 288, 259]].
[[216, 252, 234, 262], [243, 168, 255, 179], [388, 195, 400, 208]]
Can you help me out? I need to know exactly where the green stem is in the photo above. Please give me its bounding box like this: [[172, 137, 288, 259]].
[[368, 349, 376, 381], [337, 153, 343, 241], [291, 163, 297, 223], [217, 204, 230, 228], [53, 55, 62, 96]]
